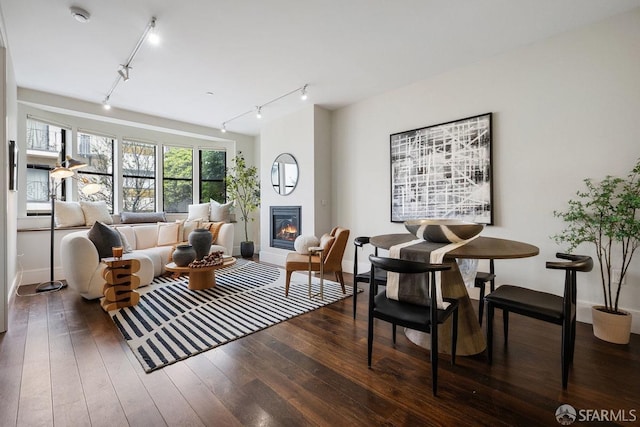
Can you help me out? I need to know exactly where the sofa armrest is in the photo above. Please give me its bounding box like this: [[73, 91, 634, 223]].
[[215, 223, 235, 256], [60, 231, 100, 295]]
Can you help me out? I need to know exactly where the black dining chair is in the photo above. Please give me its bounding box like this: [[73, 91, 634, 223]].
[[352, 237, 387, 319], [368, 255, 458, 395], [485, 252, 593, 389], [474, 259, 495, 325]]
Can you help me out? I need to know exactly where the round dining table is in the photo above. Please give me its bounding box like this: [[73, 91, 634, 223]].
[[370, 234, 539, 356]]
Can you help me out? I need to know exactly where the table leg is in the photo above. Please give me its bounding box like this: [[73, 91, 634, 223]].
[[188, 269, 216, 290]]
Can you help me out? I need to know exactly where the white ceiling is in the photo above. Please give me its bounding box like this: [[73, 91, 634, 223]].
[[1, 0, 639, 136]]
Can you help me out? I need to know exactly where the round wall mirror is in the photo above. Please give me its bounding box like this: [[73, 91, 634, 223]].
[[271, 153, 299, 195]]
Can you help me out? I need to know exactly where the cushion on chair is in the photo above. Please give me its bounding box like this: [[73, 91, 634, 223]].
[[319, 233, 335, 252], [294, 235, 320, 254], [485, 285, 564, 322], [87, 221, 123, 259]]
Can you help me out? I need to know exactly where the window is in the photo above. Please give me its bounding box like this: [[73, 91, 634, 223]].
[[122, 140, 156, 212], [76, 132, 114, 211], [199, 149, 226, 203], [25, 119, 66, 214], [163, 146, 193, 213]]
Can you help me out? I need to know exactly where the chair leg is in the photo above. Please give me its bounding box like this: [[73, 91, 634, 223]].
[[392, 323, 397, 345], [285, 270, 293, 296], [334, 271, 346, 293], [367, 313, 374, 368], [478, 281, 486, 325], [561, 319, 572, 389], [451, 307, 458, 366], [353, 279, 358, 319], [569, 317, 576, 364], [431, 323, 439, 396], [503, 310, 509, 345], [487, 303, 494, 364]]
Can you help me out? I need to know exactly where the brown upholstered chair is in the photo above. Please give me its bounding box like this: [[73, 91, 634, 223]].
[[285, 227, 350, 296]]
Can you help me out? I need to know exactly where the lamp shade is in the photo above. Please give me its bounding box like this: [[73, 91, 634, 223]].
[[81, 182, 102, 195], [50, 165, 74, 179], [65, 156, 87, 170]]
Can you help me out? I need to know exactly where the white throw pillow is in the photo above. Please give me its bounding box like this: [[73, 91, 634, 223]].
[[157, 222, 181, 246], [175, 219, 202, 241], [80, 200, 113, 226], [54, 201, 85, 227], [210, 199, 232, 222], [187, 203, 210, 221], [294, 235, 320, 255]]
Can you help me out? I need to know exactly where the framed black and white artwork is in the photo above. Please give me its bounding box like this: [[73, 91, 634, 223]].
[[390, 113, 493, 224]]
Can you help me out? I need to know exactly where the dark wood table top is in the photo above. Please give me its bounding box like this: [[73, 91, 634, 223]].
[[370, 234, 539, 260]]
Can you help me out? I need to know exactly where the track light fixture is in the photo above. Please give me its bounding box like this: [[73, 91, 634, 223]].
[[101, 17, 158, 109], [220, 83, 309, 133], [102, 96, 111, 110], [118, 65, 131, 82]]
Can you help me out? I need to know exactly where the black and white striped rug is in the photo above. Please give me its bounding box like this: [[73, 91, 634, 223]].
[[110, 259, 353, 372]]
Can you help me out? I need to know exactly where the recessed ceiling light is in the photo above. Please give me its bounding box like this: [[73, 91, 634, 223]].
[[205, 91, 214, 96], [70, 6, 91, 23]]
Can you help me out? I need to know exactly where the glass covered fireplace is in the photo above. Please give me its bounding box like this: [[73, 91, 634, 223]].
[[270, 206, 301, 250]]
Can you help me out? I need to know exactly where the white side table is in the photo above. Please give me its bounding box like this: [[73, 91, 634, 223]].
[[307, 246, 324, 300]]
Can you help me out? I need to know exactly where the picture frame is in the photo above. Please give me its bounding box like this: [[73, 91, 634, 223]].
[[390, 113, 493, 224], [9, 140, 18, 191]]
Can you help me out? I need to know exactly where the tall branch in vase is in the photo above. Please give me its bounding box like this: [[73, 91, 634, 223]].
[[225, 152, 260, 243]]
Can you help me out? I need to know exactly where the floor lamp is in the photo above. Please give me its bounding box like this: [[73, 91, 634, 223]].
[[36, 156, 101, 293]]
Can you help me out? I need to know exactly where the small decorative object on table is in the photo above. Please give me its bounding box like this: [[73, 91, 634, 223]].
[[172, 244, 197, 267], [111, 246, 124, 259], [101, 257, 140, 311], [189, 228, 213, 260], [189, 251, 224, 268]]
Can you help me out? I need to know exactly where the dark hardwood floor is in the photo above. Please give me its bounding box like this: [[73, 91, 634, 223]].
[[1, 267, 639, 426]]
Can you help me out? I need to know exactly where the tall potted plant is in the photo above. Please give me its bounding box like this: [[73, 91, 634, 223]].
[[553, 158, 640, 344], [225, 152, 260, 258]]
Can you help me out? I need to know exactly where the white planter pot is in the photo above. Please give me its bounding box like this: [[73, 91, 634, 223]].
[[591, 306, 632, 344]]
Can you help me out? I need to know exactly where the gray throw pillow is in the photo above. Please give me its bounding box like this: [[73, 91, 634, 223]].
[[88, 221, 122, 259], [120, 211, 167, 224]]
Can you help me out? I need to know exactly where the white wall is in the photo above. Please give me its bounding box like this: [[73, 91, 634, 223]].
[[331, 9, 640, 331], [259, 104, 332, 265]]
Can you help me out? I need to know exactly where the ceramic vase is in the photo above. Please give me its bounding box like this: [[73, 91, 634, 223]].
[[172, 244, 196, 267], [189, 228, 212, 260]]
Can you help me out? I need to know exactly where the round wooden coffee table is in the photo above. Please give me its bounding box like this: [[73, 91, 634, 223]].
[[165, 257, 236, 290]]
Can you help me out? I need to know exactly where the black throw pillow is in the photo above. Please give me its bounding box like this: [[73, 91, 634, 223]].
[[88, 221, 122, 259]]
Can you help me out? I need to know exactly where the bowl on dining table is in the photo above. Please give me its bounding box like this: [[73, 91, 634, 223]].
[[404, 219, 484, 243]]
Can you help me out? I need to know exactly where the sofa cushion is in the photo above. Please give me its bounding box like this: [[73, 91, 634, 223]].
[[187, 203, 210, 221], [87, 221, 122, 259], [175, 219, 201, 241], [120, 211, 167, 224], [157, 222, 180, 246], [210, 199, 232, 222], [133, 224, 159, 249], [115, 226, 137, 251], [54, 201, 85, 227], [80, 200, 113, 226]]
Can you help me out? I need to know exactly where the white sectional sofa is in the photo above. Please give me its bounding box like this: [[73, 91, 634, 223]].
[[60, 222, 234, 300]]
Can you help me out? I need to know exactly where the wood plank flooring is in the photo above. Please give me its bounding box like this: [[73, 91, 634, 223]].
[[1, 269, 639, 426]]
